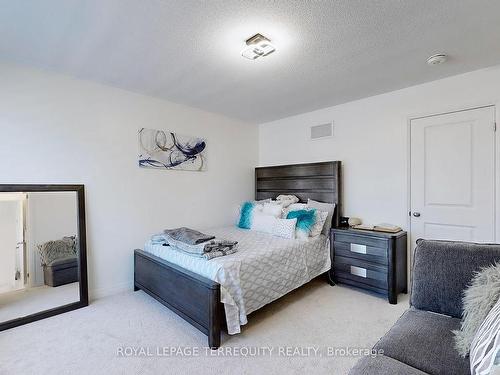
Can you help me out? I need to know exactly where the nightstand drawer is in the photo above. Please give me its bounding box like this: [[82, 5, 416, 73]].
[[330, 228, 408, 304], [334, 255, 388, 289], [334, 232, 388, 249], [334, 241, 388, 265], [334, 274, 388, 296]]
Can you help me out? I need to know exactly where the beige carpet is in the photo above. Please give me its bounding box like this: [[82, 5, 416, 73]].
[[0, 282, 79, 322], [0, 279, 408, 375]]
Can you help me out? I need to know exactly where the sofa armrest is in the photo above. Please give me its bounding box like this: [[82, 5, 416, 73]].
[[410, 239, 500, 318]]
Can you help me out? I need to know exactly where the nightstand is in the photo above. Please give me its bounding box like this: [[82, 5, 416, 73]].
[[330, 228, 407, 304]]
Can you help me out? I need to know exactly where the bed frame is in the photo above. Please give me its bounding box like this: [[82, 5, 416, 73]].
[[134, 161, 342, 348]]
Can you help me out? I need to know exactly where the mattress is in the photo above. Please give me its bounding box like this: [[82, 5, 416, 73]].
[[144, 226, 330, 335]]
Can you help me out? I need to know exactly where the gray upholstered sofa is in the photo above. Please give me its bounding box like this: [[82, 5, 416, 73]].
[[350, 239, 500, 375]]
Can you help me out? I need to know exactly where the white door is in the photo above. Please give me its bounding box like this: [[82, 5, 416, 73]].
[[0, 199, 23, 293], [410, 106, 496, 252]]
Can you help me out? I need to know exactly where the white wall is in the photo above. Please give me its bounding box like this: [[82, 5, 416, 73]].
[[0, 63, 258, 298], [27, 192, 78, 287], [259, 65, 500, 240]]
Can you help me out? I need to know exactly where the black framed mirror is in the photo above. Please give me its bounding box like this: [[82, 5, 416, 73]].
[[0, 184, 88, 331]]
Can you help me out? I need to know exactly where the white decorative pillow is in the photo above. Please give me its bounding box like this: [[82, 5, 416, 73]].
[[272, 218, 297, 239], [310, 210, 329, 237], [250, 213, 276, 234], [250, 214, 297, 239], [233, 204, 242, 225], [470, 297, 500, 375]]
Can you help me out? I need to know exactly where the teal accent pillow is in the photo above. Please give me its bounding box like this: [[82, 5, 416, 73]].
[[238, 201, 255, 229], [286, 209, 316, 239]]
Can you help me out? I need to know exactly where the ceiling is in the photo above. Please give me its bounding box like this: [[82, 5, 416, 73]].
[[1, 0, 500, 124]]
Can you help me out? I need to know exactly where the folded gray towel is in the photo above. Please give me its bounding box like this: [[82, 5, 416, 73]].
[[163, 227, 215, 245]]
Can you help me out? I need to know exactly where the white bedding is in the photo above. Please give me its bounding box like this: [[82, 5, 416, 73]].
[[144, 226, 330, 335]]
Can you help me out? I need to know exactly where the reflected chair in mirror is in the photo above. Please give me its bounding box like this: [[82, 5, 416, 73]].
[[38, 236, 79, 287]]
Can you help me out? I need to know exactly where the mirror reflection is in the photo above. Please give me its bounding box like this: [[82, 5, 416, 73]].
[[0, 191, 80, 323]]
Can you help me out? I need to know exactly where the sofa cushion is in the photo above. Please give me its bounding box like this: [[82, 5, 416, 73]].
[[411, 239, 500, 318], [374, 309, 469, 375], [349, 355, 428, 375]]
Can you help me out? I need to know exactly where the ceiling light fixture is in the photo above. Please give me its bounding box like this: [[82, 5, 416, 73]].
[[426, 53, 448, 66], [241, 33, 276, 60]]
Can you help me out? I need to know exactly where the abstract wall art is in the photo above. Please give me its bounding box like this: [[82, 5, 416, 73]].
[[138, 128, 207, 171]]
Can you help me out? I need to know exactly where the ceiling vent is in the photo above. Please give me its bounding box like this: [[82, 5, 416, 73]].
[[310, 122, 333, 140]]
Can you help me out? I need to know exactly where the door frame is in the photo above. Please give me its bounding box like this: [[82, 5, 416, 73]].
[[406, 103, 499, 275], [0, 193, 26, 292]]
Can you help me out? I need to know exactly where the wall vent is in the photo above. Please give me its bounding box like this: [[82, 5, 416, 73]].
[[310, 122, 333, 140]]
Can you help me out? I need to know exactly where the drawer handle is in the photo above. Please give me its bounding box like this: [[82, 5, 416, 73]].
[[350, 265, 367, 278], [350, 243, 367, 254]]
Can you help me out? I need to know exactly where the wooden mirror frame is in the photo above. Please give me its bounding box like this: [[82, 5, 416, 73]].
[[0, 184, 88, 331]]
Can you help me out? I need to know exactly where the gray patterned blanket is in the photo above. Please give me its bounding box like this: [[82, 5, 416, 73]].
[[151, 230, 238, 260]]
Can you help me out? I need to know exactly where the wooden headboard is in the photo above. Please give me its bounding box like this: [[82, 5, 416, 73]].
[[255, 161, 342, 227]]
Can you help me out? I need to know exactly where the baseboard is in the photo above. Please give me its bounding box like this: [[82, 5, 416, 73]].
[[89, 280, 132, 301]]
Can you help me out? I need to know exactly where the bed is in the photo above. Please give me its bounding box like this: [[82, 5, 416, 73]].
[[134, 161, 342, 348]]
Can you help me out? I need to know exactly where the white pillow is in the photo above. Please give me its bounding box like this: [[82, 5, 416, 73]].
[[272, 218, 297, 239], [310, 210, 329, 237], [262, 202, 283, 218], [307, 199, 336, 235], [250, 213, 276, 234], [251, 214, 297, 239]]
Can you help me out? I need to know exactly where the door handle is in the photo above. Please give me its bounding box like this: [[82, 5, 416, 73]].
[[412, 212, 421, 217]]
